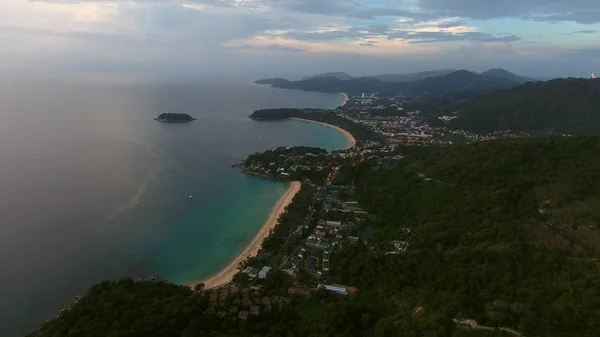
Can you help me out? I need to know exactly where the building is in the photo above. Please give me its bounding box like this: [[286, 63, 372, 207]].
[[343, 201, 362, 211], [318, 284, 348, 295], [325, 220, 342, 228], [288, 286, 312, 296], [593, 72, 597, 79], [238, 310, 249, 320], [244, 267, 260, 278], [322, 251, 330, 262], [294, 224, 304, 235], [261, 296, 272, 312], [258, 266, 272, 279], [242, 297, 252, 308], [305, 240, 328, 250]]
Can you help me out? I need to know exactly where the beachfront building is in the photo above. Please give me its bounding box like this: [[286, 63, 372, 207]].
[[244, 266, 260, 278], [258, 266, 272, 279]]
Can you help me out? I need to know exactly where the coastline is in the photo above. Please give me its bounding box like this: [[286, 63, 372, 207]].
[[189, 181, 302, 290], [290, 117, 356, 148], [340, 92, 349, 107]]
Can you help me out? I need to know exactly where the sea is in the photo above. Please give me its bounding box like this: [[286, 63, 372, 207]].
[[0, 76, 347, 336]]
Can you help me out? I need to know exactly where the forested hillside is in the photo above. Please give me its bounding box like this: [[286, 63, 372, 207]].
[[30, 136, 600, 337], [450, 78, 600, 133], [334, 136, 600, 336]]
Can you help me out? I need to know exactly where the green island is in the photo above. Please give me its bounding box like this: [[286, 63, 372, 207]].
[[155, 113, 197, 123], [29, 74, 600, 337]]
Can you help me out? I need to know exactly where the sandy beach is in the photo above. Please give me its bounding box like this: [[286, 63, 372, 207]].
[[290, 117, 357, 148], [340, 92, 349, 107], [189, 181, 302, 290]]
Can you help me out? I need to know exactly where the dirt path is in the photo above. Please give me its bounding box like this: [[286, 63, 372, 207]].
[[454, 319, 522, 336]]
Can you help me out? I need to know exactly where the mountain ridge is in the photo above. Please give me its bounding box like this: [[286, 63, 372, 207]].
[[255, 69, 523, 96], [449, 77, 600, 133]]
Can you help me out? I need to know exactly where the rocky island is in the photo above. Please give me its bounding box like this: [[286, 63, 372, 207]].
[[154, 113, 196, 123]]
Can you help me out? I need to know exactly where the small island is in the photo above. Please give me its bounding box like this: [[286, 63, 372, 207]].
[[154, 113, 196, 123]]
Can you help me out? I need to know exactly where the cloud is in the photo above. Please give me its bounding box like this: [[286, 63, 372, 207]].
[[278, 25, 521, 44], [228, 43, 306, 52], [388, 31, 522, 43], [417, 0, 600, 24], [571, 30, 598, 34], [25, 0, 600, 24], [1, 0, 599, 78], [558, 30, 598, 35]]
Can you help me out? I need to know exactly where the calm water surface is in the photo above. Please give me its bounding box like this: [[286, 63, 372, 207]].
[[0, 77, 347, 336]]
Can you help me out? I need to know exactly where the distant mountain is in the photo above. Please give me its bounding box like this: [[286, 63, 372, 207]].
[[394, 70, 519, 96], [255, 76, 387, 94], [481, 68, 533, 84], [449, 78, 600, 133], [255, 69, 521, 96], [302, 72, 353, 81], [369, 69, 456, 82]]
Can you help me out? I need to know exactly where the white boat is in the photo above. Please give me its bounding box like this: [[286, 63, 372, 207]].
[[189, 195, 193, 199]]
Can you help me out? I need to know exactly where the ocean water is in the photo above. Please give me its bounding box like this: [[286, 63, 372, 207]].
[[0, 77, 347, 336]]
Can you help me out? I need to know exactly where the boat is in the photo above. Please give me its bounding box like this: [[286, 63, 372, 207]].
[[189, 195, 193, 199]]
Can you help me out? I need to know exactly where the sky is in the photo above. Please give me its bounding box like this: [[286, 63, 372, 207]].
[[1, 0, 599, 78]]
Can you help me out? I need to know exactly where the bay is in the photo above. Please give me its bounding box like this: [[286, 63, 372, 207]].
[[0, 77, 347, 336]]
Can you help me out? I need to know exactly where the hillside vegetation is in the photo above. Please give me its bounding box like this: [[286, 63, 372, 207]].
[[450, 78, 600, 133], [30, 136, 600, 337]]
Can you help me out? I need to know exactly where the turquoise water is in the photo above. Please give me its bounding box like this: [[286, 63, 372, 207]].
[[0, 78, 347, 336]]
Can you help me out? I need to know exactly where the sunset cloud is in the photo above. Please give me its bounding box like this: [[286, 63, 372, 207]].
[[0, 0, 599, 77]]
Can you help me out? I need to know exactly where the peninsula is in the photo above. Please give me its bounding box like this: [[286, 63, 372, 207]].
[[154, 112, 196, 123]]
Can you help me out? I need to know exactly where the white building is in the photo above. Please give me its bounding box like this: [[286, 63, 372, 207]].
[[318, 284, 348, 295], [258, 266, 272, 279], [592, 72, 597, 79], [325, 220, 343, 228]]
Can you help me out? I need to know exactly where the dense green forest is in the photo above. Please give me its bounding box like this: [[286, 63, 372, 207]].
[[249, 108, 380, 144], [449, 78, 600, 133], [30, 136, 600, 337]]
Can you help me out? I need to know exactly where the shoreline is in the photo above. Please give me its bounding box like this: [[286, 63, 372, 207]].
[[189, 181, 302, 290], [290, 117, 357, 148], [340, 92, 349, 107]]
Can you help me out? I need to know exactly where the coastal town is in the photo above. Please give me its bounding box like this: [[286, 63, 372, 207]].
[[187, 91, 568, 323], [335, 92, 569, 146]]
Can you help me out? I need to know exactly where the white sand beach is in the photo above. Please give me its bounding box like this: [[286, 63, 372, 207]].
[[189, 181, 302, 290], [340, 92, 349, 107]]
